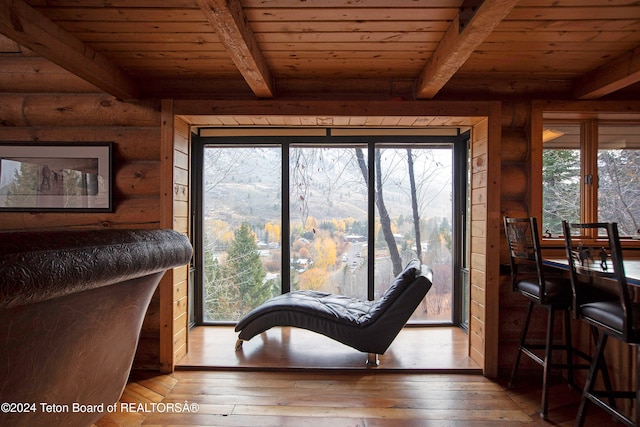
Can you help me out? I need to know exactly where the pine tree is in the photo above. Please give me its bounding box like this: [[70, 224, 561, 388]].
[[225, 223, 270, 314]]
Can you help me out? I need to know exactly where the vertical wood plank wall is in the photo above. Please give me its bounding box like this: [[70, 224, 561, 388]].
[[172, 116, 191, 368], [158, 101, 191, 373], [469, 118, 489, 372], [469, 110, 502, 377]]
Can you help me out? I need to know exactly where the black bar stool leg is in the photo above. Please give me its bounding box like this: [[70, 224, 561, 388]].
[[575, 332, 608, 427], [588, 326, 617, 411], [540, 306, 555, 419], [564, 309, 575, 387]]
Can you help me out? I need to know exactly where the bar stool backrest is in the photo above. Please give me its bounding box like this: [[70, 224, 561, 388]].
[[562, 221, 633, 340], [504, 216, 547, 303]]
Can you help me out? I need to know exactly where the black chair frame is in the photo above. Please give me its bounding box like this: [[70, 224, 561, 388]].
[[563, 221, 639, 427], [504, 216, 590, 419]]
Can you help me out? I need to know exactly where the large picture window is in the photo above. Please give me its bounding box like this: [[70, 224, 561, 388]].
[[193, 132, 468, 326]]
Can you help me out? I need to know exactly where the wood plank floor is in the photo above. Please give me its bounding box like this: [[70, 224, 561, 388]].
[[177, 326, 481, 371], [95, 370, 617, 426], [93, 325, 617, 426]]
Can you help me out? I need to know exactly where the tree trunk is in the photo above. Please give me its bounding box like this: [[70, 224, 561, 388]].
[[375, 150, 403, 276], [355, 148, 402, 276], [407, 148, 422, 262]]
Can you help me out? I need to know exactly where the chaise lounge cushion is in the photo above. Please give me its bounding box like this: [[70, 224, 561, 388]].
[[235, 259, 432, 354]]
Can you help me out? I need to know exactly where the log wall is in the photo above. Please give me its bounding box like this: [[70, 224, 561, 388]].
[[498, 102, 537, 376], [0, 62, 172, 370], [3, 56, 638, 384]]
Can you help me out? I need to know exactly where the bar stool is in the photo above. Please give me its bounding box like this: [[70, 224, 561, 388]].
[[563, 221, 639, 427], [504, 217, 589, 419]]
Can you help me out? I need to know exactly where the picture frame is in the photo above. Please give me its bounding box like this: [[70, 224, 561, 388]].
[[0, 142, 113, 212]]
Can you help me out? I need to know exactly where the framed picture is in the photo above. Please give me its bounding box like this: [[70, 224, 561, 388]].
[[0, 142, 113, 212]]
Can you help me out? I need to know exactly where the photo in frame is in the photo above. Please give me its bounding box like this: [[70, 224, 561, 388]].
[[0, 142, 113, 212]]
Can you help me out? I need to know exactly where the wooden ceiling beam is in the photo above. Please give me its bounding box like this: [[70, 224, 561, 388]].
[[415, 0, 519, 99], [0, 0, 139, 100], [573, 45, 640, 99], [197, 0, 274, 99]]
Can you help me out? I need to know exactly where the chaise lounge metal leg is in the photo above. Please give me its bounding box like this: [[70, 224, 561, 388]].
[[235, 339, 244, 351], [366, 353, 379, 367]]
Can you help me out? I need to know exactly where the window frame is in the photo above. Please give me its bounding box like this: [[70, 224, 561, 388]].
[[532, 101, 640, 243], [190, 130, 471, 327]]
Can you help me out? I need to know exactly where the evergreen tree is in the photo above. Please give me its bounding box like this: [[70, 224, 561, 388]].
[[5, 162, 39, 207], [542, 149, 580, 235], [225, 223, 270, 314]]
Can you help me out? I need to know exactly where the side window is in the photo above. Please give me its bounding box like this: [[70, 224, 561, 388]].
[[541, 120, 640, 237], [597, 123, 640, 236], [542, 123, 581, 236]]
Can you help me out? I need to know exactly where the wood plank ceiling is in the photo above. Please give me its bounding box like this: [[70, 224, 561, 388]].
[[0, 0, 639, 127]]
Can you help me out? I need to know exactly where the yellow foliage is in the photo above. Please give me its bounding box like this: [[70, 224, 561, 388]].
[[298, 268, 330, 291], [305, 215, 318, 230], [264, 222, 281, 243], [272, 224, 281, 242], [313, 237, 337, 269], [222, 230, 234, 243]]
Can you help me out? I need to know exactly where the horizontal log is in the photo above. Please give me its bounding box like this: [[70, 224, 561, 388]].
[[500, 165, 527, 198], [115, 161, 161, 197], [500, 129, 528, 163], [0, 127, 161, 161], [501, 100, 531, 129], [0, 94, 160, 127], [500, 199, 529, 219], [0, 197, 160, 231]]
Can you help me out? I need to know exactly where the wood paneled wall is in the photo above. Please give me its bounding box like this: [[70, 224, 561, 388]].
[[158, 103, 191, 373], [172, 116, 191, 366], [468, 104, 502, 377]]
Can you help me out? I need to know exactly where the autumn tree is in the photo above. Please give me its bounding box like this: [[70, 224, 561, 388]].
[[313, 236, 337, 269], [298, 268, 331, 291]]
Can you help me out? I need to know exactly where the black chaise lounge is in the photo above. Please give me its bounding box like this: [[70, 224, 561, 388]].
[[234, 259, 433, 365]]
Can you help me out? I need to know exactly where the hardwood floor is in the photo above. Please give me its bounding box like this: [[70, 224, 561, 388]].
[[177, 325, 481, 371], [94, 326, 616, 426], [95, 370, 616, 426]]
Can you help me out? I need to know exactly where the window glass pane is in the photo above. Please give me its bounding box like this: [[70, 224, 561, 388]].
[[598, 124, 640, 236], [542, 123, 581, 236], [202, 146, 281, 322], [289, 145, 368, 299], [376, 146, 453, 322]]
